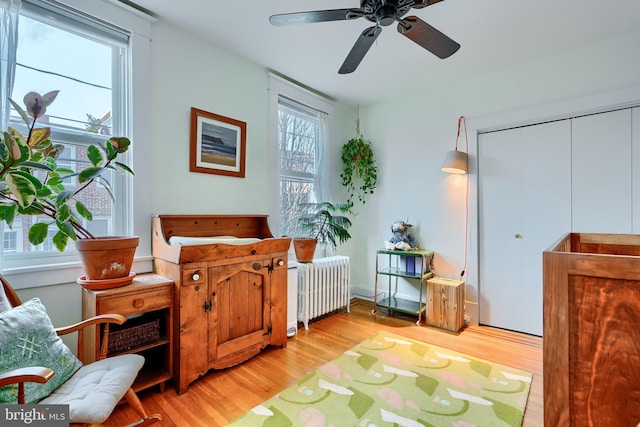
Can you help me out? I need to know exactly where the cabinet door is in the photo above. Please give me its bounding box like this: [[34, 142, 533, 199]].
[[479, 120, 571, 335], [208, 259, 271, 365], [178, 267, 209, 391], [572, 109, 632, 233]]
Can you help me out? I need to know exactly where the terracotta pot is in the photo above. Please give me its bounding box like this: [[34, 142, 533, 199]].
[[75, 236, 139, 281], [293, 238, 317, 263]]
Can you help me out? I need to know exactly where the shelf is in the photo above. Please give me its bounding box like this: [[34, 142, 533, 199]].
[[377, 267, 423, 280], [377, 249, 435, 258], [133, 363, 171, 392], [375, 297, 425, 316], [107, 337, 170, 358]]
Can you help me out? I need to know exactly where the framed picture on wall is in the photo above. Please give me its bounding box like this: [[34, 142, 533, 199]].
[[190, 107, 246, 177]]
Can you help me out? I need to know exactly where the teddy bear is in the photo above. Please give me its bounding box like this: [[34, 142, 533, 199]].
[[384, 220, 418, 251]]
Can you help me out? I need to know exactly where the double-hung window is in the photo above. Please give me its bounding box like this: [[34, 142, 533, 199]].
[[277, 97, 327, 238], [269, 74, 336, 240], [2, 0, 132, 270]]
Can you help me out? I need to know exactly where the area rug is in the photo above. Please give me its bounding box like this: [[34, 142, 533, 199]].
[[227, 331, 532, 427]]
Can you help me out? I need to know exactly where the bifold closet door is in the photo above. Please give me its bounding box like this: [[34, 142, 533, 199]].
[[479, 120, 571, 336], [571, 109, 632, 233]]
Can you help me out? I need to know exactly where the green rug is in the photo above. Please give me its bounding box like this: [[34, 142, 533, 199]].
[[228, 331, 532, 427]]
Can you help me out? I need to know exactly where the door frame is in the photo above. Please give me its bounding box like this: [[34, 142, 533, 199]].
[[463, 84, 640, 328]]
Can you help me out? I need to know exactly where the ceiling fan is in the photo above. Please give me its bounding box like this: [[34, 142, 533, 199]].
[[269, 0, 460, 74]]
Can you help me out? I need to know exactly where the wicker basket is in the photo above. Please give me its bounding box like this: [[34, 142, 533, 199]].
[[107, 317, 160, 354]]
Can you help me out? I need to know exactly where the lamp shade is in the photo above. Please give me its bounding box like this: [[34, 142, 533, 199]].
[[441, 149, 468, 174]]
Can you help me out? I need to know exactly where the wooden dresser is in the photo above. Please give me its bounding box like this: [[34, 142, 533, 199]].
[[151, 214, 291, 394]]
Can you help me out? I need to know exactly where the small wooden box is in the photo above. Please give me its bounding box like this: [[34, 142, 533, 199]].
[[426, 277, 465, 332]]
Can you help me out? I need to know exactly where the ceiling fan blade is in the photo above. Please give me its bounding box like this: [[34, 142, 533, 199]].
[[338, 26, 382, 74], [412, 0, 446, 9], [269, 9, 364, 26], [397, 16, 460, 59]]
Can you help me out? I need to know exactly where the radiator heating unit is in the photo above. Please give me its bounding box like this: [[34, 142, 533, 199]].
[[297, 256, 351, 330]]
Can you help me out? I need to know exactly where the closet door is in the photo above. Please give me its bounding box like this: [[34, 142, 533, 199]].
[[479, 120, 571, 336], [572, 109, 632, 233]]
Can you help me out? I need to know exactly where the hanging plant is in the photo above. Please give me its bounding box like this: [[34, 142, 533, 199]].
[[340, 136, 378, 208]]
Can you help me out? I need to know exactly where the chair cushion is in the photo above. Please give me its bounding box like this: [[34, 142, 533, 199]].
[[0, 298, 83, 404], [40, 354, 144, 424]]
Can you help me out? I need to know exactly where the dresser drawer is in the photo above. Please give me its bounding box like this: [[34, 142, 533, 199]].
[[98, 288, 172, 316]]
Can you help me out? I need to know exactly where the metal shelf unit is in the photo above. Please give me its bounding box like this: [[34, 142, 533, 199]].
[[373, 249, 435, 325]]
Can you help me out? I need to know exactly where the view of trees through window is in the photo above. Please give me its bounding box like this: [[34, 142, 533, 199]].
[[278, 100, 322, 238], [3, 9, 122, 258]]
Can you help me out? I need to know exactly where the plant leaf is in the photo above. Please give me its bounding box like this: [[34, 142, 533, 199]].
[[28, 222, 50, 245], [87, 145, 103, 166], [8, 98, 29, 125], [5, 172, 37, 207], [109, 137, 131, 153], [0, 204, 18, 227], [56, 218, 77, 240], [115, 161, 134, 175], [78, 166, 103, 183], [27, 127, 51, 147], [42, 90, 60, 106], [76, 200, 92, 221], [52, 231, 69, 251]]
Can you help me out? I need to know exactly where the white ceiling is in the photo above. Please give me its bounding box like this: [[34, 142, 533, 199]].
[[127, 0, 640, 106]]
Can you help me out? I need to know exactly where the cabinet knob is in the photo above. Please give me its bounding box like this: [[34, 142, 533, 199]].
[[277, 259, 284, 266], [515, 234, 521, 239], [192, 272, 200, 281], [133, 298, 144, 308], [252, 262, 262, 271]]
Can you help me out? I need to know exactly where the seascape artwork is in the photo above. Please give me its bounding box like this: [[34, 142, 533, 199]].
[[199, 121, 239, 167]]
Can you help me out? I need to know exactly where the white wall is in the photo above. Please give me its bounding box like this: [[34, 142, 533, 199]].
[[347, 29, 640, 324]]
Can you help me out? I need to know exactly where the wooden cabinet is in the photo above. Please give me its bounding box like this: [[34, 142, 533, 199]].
[[425, 277, 465, 332], [372, 249, 434, 325], [81, 273, 173, 392], [151, 214, 291, 394], [543, 233, 640, 426]]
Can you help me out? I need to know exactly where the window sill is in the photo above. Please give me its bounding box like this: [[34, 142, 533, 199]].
[[3, 256, 154, 290]]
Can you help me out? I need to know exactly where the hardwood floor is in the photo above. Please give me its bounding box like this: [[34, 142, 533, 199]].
[[107, 300, 543, 426]]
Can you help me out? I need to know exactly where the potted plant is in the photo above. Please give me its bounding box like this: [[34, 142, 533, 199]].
[[340, 137, 378, 209], [293, 202, 352, 263], [0, 90, 137, 285]]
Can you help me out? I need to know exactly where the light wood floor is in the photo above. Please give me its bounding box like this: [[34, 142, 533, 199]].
[[107, 300, 543, 426]]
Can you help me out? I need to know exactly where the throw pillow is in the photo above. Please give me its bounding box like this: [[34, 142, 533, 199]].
[[0, 298, 83, 404]]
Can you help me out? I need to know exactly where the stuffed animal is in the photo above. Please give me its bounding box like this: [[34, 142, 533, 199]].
[[384, 220, 418, 251]]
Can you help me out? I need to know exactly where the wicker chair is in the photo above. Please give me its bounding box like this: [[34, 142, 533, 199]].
[[0, 275, 160, 427]]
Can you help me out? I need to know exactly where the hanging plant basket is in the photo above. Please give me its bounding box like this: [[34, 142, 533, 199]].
[[340, 137, 378, 208]]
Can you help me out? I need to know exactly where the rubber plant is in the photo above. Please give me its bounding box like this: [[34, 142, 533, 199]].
[[0, 90, 133, 252], [340, 136, 378, 209]]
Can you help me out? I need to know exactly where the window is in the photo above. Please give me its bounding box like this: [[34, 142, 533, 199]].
[[2, 0, 132, 269], [269, 75, 336, 239], [277, 98, 326, 237]]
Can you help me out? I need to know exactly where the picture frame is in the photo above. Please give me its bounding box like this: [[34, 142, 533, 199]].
[[190, 107, 246, 177]]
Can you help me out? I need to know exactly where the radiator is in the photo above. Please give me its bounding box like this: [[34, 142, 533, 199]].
[[297, 256, 351, 330]]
